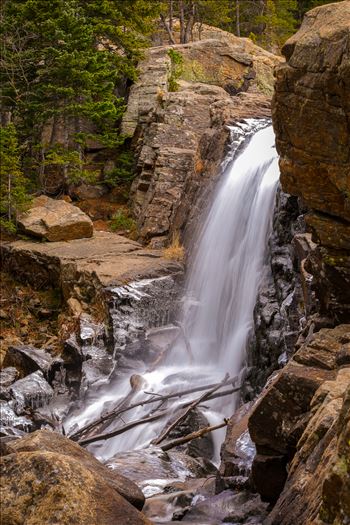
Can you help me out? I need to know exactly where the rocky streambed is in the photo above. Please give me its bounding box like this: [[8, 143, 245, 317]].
[[1, 3, 350, 525]]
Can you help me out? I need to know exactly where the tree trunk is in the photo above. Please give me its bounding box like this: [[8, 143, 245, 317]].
[[160, 13, 176, 45], [236, 0, 241, 37], [184, 1, 195, 43], [8, 174, 11, 222], [160, 421, 228, 452], [169, 0, 173, 32], [179, 0, 185, 43]]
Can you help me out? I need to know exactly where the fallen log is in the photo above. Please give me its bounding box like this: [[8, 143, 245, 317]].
[[70, 374, 238, 441], [151, 373, 229, 445], [160, 420, 228, 452]]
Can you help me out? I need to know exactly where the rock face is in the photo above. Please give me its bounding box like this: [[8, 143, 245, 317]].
[[248, 325, 350, 517], [246, 190, 306, 393], [18, 195, 93, 241], [123, 27, 280, 244], [272, 1, 350, 323], [266, 369, 350, 525], [3, 345, 62, 380], [1, 231, 182, 313], [0, 430, 151, 525]]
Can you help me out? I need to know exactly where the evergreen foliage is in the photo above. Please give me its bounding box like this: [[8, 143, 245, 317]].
[[0, 124, 31, 232], [167, 48, 184, 91], [0, 0, 161, 190]]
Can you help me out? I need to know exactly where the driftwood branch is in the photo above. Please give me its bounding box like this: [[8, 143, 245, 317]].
[[77, 384, 239, 447], [69, 375, 238, 442], [160, 420, 228, 452], [78, 410, 167, 447], [152, 374, 229, 445]]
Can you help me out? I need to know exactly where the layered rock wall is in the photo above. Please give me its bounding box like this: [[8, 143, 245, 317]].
[[272, 0, 350, 323], [123, 29, 281, 245]]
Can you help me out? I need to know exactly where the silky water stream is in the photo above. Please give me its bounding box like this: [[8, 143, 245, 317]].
[[64, 123, 280, 505]]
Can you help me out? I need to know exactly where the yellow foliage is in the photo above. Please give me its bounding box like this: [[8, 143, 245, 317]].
[[163, 232, 185, 261]]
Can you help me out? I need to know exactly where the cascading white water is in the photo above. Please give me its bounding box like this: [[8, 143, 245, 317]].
[[65, 123, 280, 462], [175, 124, 280, 375]]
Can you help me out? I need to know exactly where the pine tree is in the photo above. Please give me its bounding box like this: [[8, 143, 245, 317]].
[[254, 0, 298, 49], [0, 0, 161, 189], [0, 124, 30, 233]]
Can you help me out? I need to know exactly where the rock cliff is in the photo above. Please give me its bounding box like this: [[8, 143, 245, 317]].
[[123, 27, 281, 245], [244, 3, 350, 523], [272, 0, 350, 323]]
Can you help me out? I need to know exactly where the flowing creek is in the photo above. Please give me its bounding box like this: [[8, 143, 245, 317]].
[[64, 122, 280, 522]]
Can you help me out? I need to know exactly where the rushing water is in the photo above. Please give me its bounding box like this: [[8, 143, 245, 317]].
[[65, 123, 280, 463]]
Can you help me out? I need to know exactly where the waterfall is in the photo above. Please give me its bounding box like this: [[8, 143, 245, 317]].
[[176, 124, 280, 376], [65, 124, 280, 462]]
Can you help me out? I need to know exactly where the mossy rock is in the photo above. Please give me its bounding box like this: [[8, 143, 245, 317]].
[[0, 450, 151, 525]]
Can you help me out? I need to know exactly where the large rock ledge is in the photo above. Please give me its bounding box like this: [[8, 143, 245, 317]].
[[1, 232, 182, 314], [272, 0, 350, 322], [123, 25, 281, 245]]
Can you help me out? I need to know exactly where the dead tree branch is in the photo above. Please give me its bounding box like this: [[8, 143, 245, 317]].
[[69, 375, 238, 442], [160, 420, 229, 452], [151, 373, 229, 445]]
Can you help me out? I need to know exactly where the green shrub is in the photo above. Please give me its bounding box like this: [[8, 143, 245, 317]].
[[110, 210, 136, 232], [42, 145, 99, 186], [0, 124, 31, 233], [104, 151, 136, 187], [167, 49, 184, 92]]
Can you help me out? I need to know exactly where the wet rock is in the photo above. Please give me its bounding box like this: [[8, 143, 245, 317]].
[[81, 351, 114, 387], [272, 0, 350, 322], [109, 276, 180, 359], [61, 334, 84, 388], [76, 314, 114, 388], [265, 368, 350, 525], [10, 430, 146, 510], [0, 367, 19, 400], [3, 344, 62, 382], [0, 401, 34, 435], [220, 402, 255, 480], [79, 314, 106, 347], [181, 489, 269, 524], [0, 450, 151, 525], [106, 447, 218, 499], [247, 190, 305, 392], [107, 448, 222, 524], [0, 367, 18, 389], [251, 454, 287, 503], [9, 371, 54, 413], [249, 325, 350, 504], [145, 325, 180, 356], [17, 195, 93, 241], [159, 408, 214, 460]]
